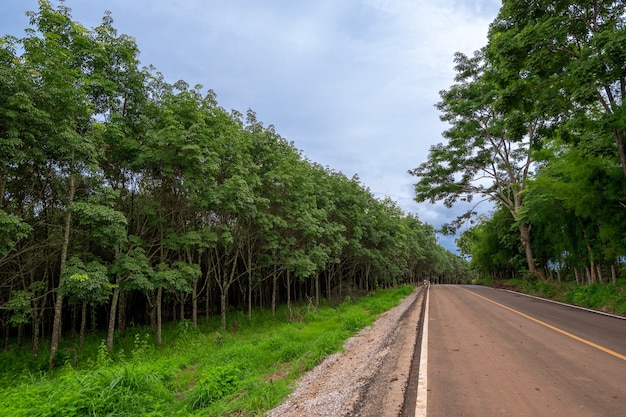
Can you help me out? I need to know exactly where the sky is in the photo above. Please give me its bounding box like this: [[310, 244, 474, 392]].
[[1, 0, 502, 252]]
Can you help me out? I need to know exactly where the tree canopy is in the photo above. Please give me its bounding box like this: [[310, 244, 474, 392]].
[[0, 1, 459, 365], [416, 0, 626, 284]]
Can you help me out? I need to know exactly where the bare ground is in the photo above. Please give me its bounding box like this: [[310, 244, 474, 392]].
[[266, 287, 425, 417]]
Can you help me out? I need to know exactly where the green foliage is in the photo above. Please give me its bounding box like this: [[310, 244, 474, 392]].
[[175, 320, 200, 343], [0, 287, 415, 416], [562, 281, 626, 314], [0, 210, 31, 259], [185, 364, 243, 410], [60, 257, 110, 306], [0, 0, 456, 404], [69, 201, 128, 248], [498, 278, 626, 316], [96, 340, 112, 367]]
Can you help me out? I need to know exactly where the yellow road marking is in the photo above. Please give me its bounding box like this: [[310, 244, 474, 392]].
[[463, 288, 626, 362]]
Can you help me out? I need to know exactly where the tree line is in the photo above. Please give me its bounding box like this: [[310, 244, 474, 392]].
[[0, 1, 463, 366], [411, 0, 626, 283]]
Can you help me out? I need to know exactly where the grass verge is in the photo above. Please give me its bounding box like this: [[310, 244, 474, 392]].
[[0, 285, 415, 417], [480, 277, 626, 316]]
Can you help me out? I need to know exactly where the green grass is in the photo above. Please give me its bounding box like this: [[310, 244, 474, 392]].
[[492, 277, 626, 316], [0, 285, 415, 417]]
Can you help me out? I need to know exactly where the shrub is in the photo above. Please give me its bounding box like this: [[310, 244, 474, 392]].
[[185, 364, 242, 410]]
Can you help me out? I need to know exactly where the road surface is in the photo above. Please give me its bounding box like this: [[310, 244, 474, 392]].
[[424, 285, 626, 416]]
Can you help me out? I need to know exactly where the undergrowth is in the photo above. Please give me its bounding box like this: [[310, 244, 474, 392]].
[[0, 285, 414, 417], [482, 277, 626, 316]]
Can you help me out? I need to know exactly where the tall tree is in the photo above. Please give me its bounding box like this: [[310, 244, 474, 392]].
[[488, 0, 626, 177], [409, 50, 544, 277]]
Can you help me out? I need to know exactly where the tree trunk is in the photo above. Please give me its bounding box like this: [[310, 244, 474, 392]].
[[586, 241, 597, 283], [79, 301, 87, 348], [315, 273, 320, 309], [611, 264, 617, 285], [287, 270, 292, 320], [271, 264, 278, 317], [50, 172, 76, 368], [192, 279, 198, 328], [248, 275, 253, 321], [107, 285, 120, 352], [118, 290, 126, 339], [326, 268, 332, 303], [147, 294, 156, 330], [179, 295, 185, 322], [17, 324, 24, 347], [205, 283, 210, 325], [70, 305, 77, 340], [32, 301, 41, 359], [220, 293, 227, 330], [518, 223, 544, 279], [156, 286, 163, 347]]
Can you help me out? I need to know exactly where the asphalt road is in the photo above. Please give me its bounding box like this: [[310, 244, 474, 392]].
[[425, 285, 626, 417]]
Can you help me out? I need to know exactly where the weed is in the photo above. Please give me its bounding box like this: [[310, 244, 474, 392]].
[[96, 340, 111, 367], [132, 333, 151, 361], [176, 320, 200, 342], [185, 364, 242, 410]]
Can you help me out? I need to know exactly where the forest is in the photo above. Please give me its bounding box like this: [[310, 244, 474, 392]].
[[0, 1, 464, 367], [411, 1, 626, 290]]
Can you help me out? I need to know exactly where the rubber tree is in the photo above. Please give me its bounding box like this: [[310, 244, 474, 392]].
[[59, 257, 110, 348]]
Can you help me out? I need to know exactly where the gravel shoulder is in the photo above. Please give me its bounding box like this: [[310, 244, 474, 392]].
[[266, 287, 425, 417]]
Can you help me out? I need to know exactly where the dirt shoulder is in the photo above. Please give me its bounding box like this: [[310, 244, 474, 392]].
[[266, 287, 424, 417]]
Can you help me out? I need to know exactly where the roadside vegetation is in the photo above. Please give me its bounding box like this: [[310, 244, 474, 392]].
[[0, 286, 414, 417], [412, 1, 626, 300], [475, 277, 626, 317], [0, 0, 463, 373]]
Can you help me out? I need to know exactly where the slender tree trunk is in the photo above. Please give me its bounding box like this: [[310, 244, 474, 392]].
[[79, 301, 87, 349], [205, 283, 210, 325], [179, 295, 185, 322], [586, 242, 597, 283], [220, 293, 227, 330], [50, 172, 76, 368], [17, 324, 24, 347], [271, 266, 278, 317], [156, 286, 163, 347], [611, 264, 617, 285], [287, 270, 292, 320], [315, 273, 320, 309], [192, 279, 198, 328], [248, 276, 253, 321], [118, 290, 126, 339], [107, 285, 120, 352], [32, 301, 41, 359], [147, 295, 156, 330], [220, 254, 238, 330], [326, 268, 332, 303]]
